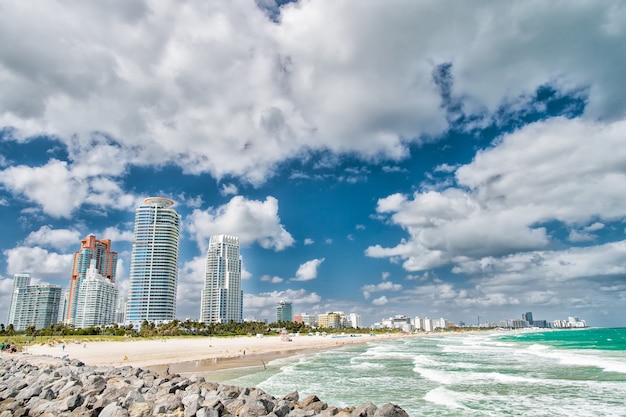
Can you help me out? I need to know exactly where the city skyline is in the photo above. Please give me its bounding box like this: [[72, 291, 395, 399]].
[[1, 2, 626, 328]]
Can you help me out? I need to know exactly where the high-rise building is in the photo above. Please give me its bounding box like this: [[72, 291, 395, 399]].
[[7, 272, 31, 325], [522, 311, 534, 325], [127, 197, 181, 326], [75, 260, 117, 328], [348, 313, 362, 329], [66, 234, 117, 324], [276, 300, 293, 322], [8, 273, 62, 331], [200, 235, 243, 324]]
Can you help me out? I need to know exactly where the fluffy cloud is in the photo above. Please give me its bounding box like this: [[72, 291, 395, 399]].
[[2, 2, 623, 188], [361, 280, 403, 300], [372, 296, 388, 306], [24, 226, 81, 251], [367, 117, 626, 271], [291, 258, 325, 282], [186, 196, 294, 252], [261, 275, 284, 284], [3, 246, 73, 282], [0, 158, 138, 218]]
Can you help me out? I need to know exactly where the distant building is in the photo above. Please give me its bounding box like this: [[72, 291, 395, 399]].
[[127, 197, 181, 326], [115, 297, 127, 324], [75, 260, 117, 328], [276, 300, 293, 322], [318, 312, 342, 328], [8, 273, 62, 331], [413, 316, 425, 331], [348, 313, 362, 329], [297, 313, 317, 327], [66, 234, 117, 324], [512, 319, 527, 329], [200, 235, 243, 324], [523, 312, 534, 326], [382, 315, 412, 330]]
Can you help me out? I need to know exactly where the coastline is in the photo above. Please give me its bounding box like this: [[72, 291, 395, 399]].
[[20, 333, 414, 372]]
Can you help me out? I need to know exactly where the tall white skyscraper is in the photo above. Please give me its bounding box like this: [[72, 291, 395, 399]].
[[75, 260, 117, 328], [200, 235, 243, 323], [7, 272, 31, 325], [126, 197, 181, 326]]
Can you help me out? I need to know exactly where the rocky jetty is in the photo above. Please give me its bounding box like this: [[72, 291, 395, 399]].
[[0, 356, 409, 417]]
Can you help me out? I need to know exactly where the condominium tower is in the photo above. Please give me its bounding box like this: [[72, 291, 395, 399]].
[[126, 197, 181, 326], [7, 272, 31, 325], [200, 235, 243, 323], [7, 273, 62, 331], [276, 300, 293, 322], [66, 234, 117, 324], [75, 259, 117, 328]]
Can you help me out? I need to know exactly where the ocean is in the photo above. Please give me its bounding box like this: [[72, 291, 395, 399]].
[[208, 328, 626, 416]]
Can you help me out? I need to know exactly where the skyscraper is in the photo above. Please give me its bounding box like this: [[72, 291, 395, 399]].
[[75, 259, 117, 328], [66, 234, 117, 324], [200, 235, 243, 324], [276, 300, 293, 322], [8, 272, 62, 331], [523, 311, 534, 325], [7, 272, 31, 325], [127, 197, 181, 326]]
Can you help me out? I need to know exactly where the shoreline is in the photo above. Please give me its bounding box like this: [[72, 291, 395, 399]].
[[20, 333, 415, 372]]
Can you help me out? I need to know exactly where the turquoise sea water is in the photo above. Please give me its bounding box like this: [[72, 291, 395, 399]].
[[214, 329, 626, 416]]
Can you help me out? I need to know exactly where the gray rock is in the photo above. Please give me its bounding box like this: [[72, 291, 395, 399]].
[[351, 402, 377, 417], [282, 391, 299, 402], [181, 393, 201, 417], [372, 403, 409, 417], [121, 389, 145, 408]]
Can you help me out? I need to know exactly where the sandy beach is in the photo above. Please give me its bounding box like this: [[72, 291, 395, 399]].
[[20, 333, 411, 372]]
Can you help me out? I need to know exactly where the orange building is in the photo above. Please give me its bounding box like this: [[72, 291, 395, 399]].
[[65, 234, 117, 324]]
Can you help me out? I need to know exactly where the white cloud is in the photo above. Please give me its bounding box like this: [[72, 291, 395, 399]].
[[4, 246, 74, 282], [186, 195, 294, 252], [291, 258, 325, 282], [304, 238, 314, 245], [24, 226, 81, 251], [5, 2, 624, 187], [372, 296, 388, 306], [367, 117, 626, 271], [361, 281, 403, 294], [98, 227, 135, 244], [0, 158, 138, 218], [220, 183, 239, 196], [261, 275, 284, 284]]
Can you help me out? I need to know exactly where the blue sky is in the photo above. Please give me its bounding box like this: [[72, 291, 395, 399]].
[[1, 1, 626, 327]]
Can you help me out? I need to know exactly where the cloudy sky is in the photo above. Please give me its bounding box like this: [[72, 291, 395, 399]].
[[1, 0, 625, 327]]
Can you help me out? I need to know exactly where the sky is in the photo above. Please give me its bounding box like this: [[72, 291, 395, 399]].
[[1, 0, 626, 328]]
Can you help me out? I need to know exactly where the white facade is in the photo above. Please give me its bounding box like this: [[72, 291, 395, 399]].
[[10, 281, 62, 331], [127, 197, 181, 326], [423, 318, 434, 332], [200, 235, 243, 323], [75, 260, 117, 328], [348, 313, 362, 328], [7, 272, 31, 325]]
